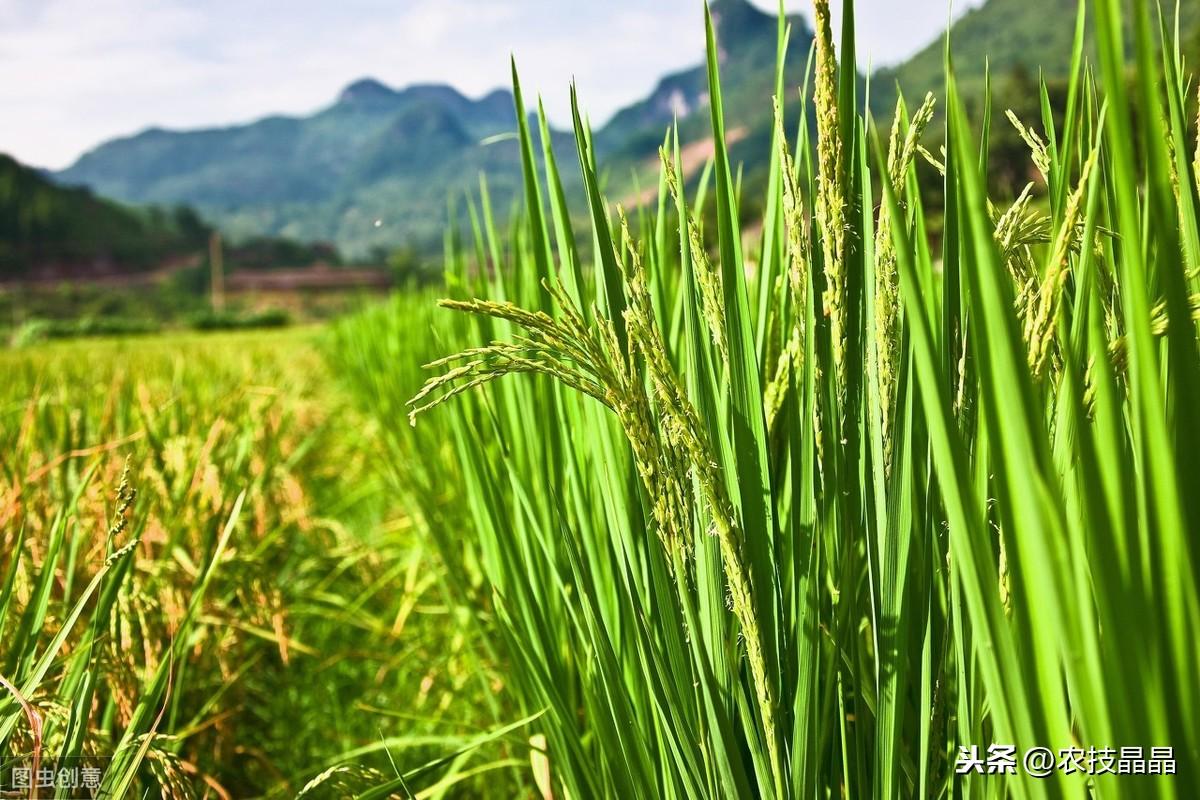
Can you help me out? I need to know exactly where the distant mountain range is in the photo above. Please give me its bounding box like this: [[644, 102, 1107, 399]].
[[36, 0, 1200, 259], [56, 80, 534, 258], [52, 0, 814, 257]]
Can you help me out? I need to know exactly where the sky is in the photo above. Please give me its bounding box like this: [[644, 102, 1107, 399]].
[[0, 0, 984, 170]]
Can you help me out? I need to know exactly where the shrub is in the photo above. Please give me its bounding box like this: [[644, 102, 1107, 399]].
[[186, 307, 291, 330]]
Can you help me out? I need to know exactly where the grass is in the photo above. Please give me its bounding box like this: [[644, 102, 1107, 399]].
[[335, 0, 1200, 797]]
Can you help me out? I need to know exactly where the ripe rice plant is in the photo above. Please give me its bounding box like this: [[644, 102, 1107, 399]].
[[359, 0, 1200, 796], [1, 332, 521, 797]]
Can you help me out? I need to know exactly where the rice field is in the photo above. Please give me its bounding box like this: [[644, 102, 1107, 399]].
[[5, 0, 1200, 797], [341, 0, 1200, 797], [0, 329, 519, 797]]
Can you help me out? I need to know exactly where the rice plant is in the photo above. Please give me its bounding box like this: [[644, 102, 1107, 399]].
[[347, 0, 1200, 796], [1, 331, 518, 797]]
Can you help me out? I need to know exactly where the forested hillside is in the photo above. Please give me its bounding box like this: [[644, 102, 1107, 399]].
[[0, 154, 208, 280]]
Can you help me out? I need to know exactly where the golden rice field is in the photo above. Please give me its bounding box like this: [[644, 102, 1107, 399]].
[[0, 329, 522, 797]]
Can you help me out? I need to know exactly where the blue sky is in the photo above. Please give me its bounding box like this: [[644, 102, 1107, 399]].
[[0, 0, 983, 169]]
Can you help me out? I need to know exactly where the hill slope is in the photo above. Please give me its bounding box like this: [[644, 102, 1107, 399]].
[[0, 153, 208, 280], [875, 0, 1200, 110]]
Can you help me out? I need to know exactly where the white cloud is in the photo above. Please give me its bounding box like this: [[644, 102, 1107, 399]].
[[0, 0, 982, 170]]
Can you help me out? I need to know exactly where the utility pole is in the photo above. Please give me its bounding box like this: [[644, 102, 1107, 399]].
[[209, 231, 225, 312]]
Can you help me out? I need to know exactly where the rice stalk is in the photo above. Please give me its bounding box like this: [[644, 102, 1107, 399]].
[[1194, 86, 1200, 196], [1025, 137, 1102, 377], [408, 210, 785, 782], [811, 0, 847, 406], [346, 1, 1200, 796], [1006, 109, 1051, 181], [874, 92, 935, 465], [661, 149, 728, 367], [764, 97, 812, 436]]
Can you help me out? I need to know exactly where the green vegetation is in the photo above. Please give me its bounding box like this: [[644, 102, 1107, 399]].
[[3, 308, 291, 346], [336, 0, 1200, 796], [877, 0, 1092, 104], [0, 154, 208, 280], [0, 285, 301, 346], [877, 0, 1200, 113], [7, 315, 163, 347], [5, 0, 1200, 797], [184, 307, 291, 331], [0, 329, 525, 796], [0, 150, 366, 333], [0, 215, 363, 339]]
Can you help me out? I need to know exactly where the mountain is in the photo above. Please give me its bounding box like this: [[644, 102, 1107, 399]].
[[598, 0, 812, 156], [54, 0, 810, 256], [50, 0, 1197, 257], [57, 82, 532, 257], [588, 0, 819, 221], [874, 0, 1200, 110], [0, 153, 208, 280]]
